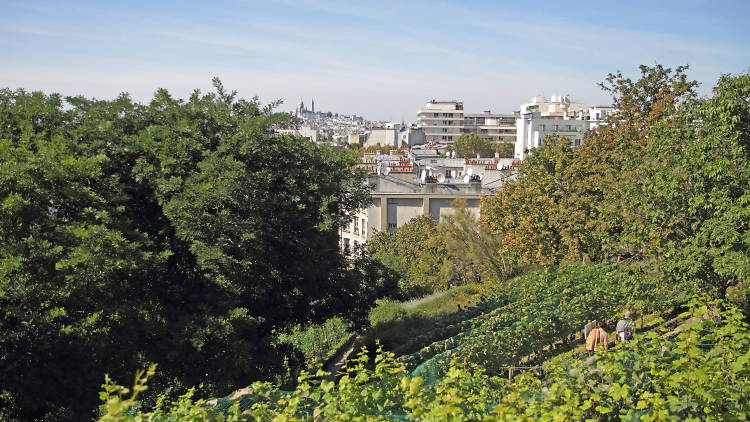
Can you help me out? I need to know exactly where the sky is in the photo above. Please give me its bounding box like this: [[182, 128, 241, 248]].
[[1, 0, 748, 121]]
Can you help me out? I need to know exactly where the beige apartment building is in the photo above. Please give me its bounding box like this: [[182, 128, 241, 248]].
[[416, 100, 465, 144], [417, 100, 517, 147], [462, 111, 517, 143], [339, 162, 513, 256]]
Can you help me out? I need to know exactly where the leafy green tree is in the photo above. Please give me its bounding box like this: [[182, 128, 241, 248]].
[[366, 216, 447, 297], [493, 142, 515, 158], [440, 199, 512, 284], [0, 81, 385, 420], [481, 134, 577, 268], [454, 133, 494, 158], [482, 65, 701, 270], [482, 64, 750, 315], [613, 71, 750, 301]]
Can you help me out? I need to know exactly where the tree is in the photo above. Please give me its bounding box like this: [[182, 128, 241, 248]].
[[613, 71, 750, 301], [481, 134, 577, 268], [482, 65, 702, 270], [454, 133, 494, 158], [0, 81, 384, 420], [366, 215, 447, 297], [493, 142, 515, 158], [482, 64, 750, 313], [440, 199, 512, 284]]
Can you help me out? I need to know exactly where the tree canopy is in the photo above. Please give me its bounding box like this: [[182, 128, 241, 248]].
[[0, 81, 388, 421], [454, 133, 494, 158], [482, 65, 750, 311]]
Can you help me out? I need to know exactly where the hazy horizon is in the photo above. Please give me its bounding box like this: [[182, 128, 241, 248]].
[[2, 0, 748, 122]]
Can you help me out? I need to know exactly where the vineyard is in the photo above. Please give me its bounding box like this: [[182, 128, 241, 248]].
[[395, 264, 653, 383], [100, 296, 750, 421], [8, 66, 746, 421]]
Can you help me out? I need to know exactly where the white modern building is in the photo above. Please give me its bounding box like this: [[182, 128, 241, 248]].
[[515, 95, 614, 160]]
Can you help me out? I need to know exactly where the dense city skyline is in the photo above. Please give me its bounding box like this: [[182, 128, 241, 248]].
[[2, 0, 748, 121]]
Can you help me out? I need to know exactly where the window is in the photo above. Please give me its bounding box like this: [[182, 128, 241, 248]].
[[354, 218, 359, 234], [434, 113, 439, 117], [387, 223, 397, 231], [361, 218, 366, 235], [442, 128, 448, 133]]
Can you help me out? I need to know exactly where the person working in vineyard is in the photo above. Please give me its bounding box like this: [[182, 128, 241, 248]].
[[586, 321, 609, 356], [616, 310, 635, 343]]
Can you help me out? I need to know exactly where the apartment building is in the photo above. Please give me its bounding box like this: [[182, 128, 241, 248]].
[[417, 101, 518, 147], [341, 149, 519, 256], [462, 111, 517, 143], [416, 100, 465, 144], [515, 95, 613, 160], [340, 175, 489, 256]]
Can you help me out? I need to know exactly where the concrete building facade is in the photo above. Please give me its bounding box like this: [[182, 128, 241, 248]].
[[340, 175, 488, 255], [341, 149, 519, 255], [417, 101, 518, 147], [416, 100, 465, 144], [514, 95, 614, 160], [462, 111, 517, 143]]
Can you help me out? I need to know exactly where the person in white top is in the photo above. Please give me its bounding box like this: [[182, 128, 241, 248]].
[[616, 310, 635, 342]]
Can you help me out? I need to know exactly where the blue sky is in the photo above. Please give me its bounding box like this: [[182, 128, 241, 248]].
[[1, 0, 748, 121]]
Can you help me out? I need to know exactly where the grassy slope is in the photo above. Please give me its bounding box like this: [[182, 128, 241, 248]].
[[361, 284, 491, 353]]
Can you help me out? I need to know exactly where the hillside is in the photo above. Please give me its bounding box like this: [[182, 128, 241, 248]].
[[100, 266, 749, 421]]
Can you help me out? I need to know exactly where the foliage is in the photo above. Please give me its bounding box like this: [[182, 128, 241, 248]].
[[369, 299, 408, 328], [454, 133, 494, 158], [363, 284, 493, 356], [366, 215, 448, 297], [481, 66, 750, 308], [366, 198, 512, 297], [399, 263, 644, 381], [441, 198, 513, 284], [481, 134, 579, 267], [0, 82, 387, 420], [493, 298, 750, 421], [493, 141, 515, 158], [611, 71, 750, 300], [98, 298, 750, 421], [276, 317, 352, 372]]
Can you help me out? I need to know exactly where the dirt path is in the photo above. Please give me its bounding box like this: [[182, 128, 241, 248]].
[[325, 343, 355, 381]]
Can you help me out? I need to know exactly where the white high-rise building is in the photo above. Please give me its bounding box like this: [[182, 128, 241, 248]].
[[515, 95, 613, 160]]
